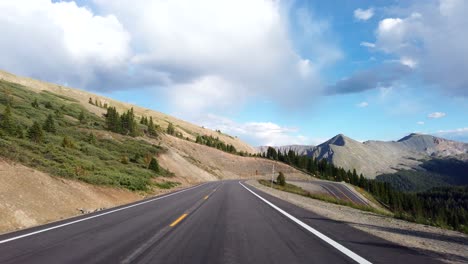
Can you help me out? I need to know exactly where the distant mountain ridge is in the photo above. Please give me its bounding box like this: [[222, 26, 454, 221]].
[[258, 133, 468, 178]]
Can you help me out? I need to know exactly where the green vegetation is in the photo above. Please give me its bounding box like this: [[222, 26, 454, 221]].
[[377, 158, 468, 192], [0, 80, 176, 191], [166, 122, 175, 135], [261, 148, 468, 233], [195, 135, 237, 154], [276, 171, 286, 186], [154, 181, 180, 189], [258, 179, 386, 215]]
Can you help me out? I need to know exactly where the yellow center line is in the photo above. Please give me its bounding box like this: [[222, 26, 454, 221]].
[[204, 195, 209, 200], [169, 214, 188, 227]]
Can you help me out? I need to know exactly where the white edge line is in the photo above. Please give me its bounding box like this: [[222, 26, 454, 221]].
[[239, 181, 372, 264], [0, 183, 207, 244], [340, 184, 371, 206]]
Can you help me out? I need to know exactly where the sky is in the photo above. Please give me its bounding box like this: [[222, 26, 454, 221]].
[[0, 0, 467, 146]]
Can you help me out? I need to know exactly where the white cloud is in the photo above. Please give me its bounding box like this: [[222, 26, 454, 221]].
[[354, 8, 374, 21], [374, 1, 468, 96], [400, 57, 418, 68], [91, 0, 338, 113], [0, 0, 134, 89], [195, 114, 311, 146], [428, 112, 446, 119], [436, 127, 468, 134], [360, 42, 376, 48], [433, 127, 468, 142], [356, 101, 369, 108], [417, 121, 424, 125], [0, 0, 340, 114]]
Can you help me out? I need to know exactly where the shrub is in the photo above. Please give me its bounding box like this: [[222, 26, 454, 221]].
[[148, 157, 160, 173], [277, 171, 286, 186]]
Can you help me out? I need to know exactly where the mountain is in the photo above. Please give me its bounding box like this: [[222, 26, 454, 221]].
[[260, 133, 468, 178]]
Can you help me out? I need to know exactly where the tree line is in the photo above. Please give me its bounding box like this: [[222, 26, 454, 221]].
[[195, 135, 237, 154], [262, 147, 467, 233]]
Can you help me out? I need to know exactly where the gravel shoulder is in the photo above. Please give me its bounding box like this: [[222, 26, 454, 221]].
[[247, 179, 468, 264]]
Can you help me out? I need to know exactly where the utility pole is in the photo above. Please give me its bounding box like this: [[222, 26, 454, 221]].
[[271, 163, 275, 189]]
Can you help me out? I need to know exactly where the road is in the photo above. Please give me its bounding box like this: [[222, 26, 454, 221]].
[[290, 180, 371, 206], [0, 180, 440, 264]]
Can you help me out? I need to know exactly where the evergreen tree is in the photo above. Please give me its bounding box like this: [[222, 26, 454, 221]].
[[277, 172, 286, 186], [148, 157, 160, 173], [105, 107, 121, 133], [43, 114, 57, 133], [0, 104, 15, 135], [166, 122, 175, 135], [28, 121, 44, 143], [148, 117, 157, 137]]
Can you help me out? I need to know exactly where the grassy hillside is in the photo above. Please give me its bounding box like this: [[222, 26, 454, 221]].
[[0, 80, 174, 191], [0, 70, 256, 154]]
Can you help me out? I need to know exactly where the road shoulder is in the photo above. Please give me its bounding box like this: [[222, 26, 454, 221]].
[[246, 179, 468, 264]]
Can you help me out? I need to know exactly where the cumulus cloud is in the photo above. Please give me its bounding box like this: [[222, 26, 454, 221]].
[[0, 0, 340, 114], [428, 112, 446, 119], [356, 102, 369, 108], [326, 63, 412, 95], [374, 0, 468, 96], [195, 114, 310, 146], [92, 0, 337, 112], [354, 8, 374, 21], [0, 0, 149, 90], [360, 42, 376, 48]]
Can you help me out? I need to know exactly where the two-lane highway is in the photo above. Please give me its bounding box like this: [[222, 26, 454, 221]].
[[0, 180, 441, 263]]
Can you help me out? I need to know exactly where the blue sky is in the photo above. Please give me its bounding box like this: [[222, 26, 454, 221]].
[[0, 0, 467, 145]]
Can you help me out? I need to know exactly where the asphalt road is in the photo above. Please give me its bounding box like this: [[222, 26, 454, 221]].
[[291, 180, 371, 206], [0, 180, 441, 264]]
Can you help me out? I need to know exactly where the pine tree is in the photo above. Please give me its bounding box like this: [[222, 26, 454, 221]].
[[148, 116, 157, 137], [43, 114, 57, 133], [28, 121, 44, 143], [148, 157, 160, 173], [0, 104, 15, 135], [166, 122, 175, 135], [277, 172, 286, 186], [105, 107, 120, 133]]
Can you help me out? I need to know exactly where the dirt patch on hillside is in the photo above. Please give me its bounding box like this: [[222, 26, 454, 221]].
[[247, 180, 468, 264], [0, 159, 190, 234], [158, 135, 310, 181]]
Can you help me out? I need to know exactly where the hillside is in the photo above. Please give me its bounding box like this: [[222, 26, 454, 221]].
[[0, 70, 255, 154], [0, 70, 309, 232]]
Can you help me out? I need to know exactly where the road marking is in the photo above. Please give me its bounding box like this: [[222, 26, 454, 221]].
[[239, 182, 372, 264], [169, 214, 188, 227], [0, 183, 207, 244], [323, 183, 355, 202], [204, 195, 209, 200], [340, 184, 370, 206], [319, 184, 341, 199]]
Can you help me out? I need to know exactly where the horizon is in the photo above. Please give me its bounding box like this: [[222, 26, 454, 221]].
[[0, 0, 467, 146]]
